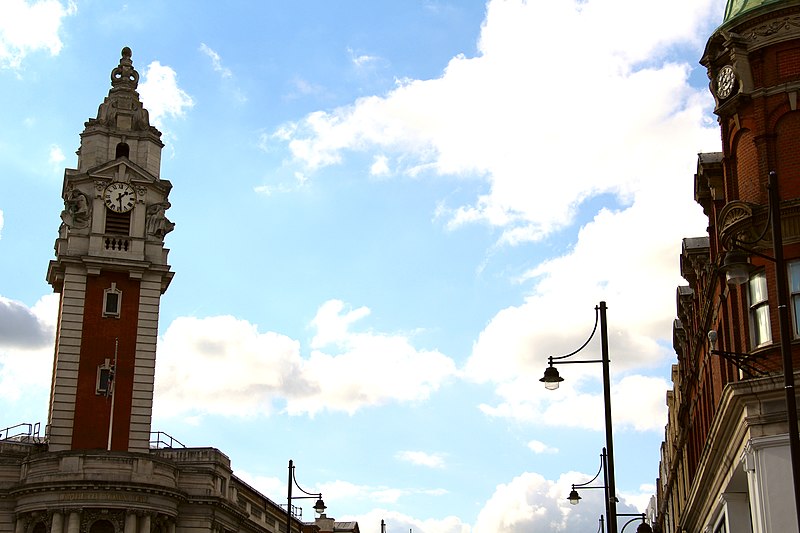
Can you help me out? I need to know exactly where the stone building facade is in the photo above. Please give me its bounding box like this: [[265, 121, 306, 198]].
[[0, 49, 358, 533], [657, 1, 800, 531]]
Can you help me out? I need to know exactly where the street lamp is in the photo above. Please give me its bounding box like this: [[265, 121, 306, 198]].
[[567, 448, 610, 530], [619, 514, 651, 533], [285, 459, 326, 533], [719, 171, 800, 529], [540, 301, 618, 533]]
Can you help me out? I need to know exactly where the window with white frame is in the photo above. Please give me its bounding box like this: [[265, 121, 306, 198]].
[[96, 358, 114, 396], [103, 283, 122, 317], [789, 260, 800, 337], [749, 270, 772, 347]]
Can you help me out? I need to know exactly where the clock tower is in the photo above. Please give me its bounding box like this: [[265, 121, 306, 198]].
[[46, 47, 174, 453]]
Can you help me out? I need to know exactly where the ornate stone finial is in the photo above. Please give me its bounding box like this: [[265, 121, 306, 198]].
[[110, 46, 139, 90], [87, 47, 159, 135]]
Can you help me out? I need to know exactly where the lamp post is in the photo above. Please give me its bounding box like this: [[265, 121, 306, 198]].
[[720, 171, 800, 529], [286, 459, 326, 533], [568, 448, 610, 531], [596, 516, 605, 533], [540, 301, 618, 533]]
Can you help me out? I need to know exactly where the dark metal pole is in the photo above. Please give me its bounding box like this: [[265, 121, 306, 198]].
[[599, 302, 618, 533], [286, 459, 294, 533], [602, 448, 611, 533], [768, 170, 800, 529]]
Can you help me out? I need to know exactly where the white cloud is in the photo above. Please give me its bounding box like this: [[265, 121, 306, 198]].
[[153, 300, 457, 418], [49, 144, 64, 165], [259, 0, 724, 435], [473, 470, 644, 533], [396, 450, 447, 469], [370, 154, 390, 177], [199, 43, 232, 78], [476, 372, 670, 432], [0, 0, 76, 70], [138, 61, 194, 130], [0, 294, 58, 402], [272, 0, 720, 242], [528, 440, 558, 454], [236, 473, 450, 519], [348, 47, 380, 68], [353, 509, 469, 533], [162, 460, 652, 533]]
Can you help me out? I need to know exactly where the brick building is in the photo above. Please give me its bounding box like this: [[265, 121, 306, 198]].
[[0, 48, 358, 533], [658, 1, 800, 531]]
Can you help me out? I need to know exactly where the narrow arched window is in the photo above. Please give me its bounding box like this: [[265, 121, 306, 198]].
[[115, 142, 130, 158]]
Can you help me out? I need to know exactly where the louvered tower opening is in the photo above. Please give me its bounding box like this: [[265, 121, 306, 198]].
[[105, 211, 131, 235]]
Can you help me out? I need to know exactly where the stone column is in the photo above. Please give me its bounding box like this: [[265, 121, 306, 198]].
[[14, 515, 26, 533], [124, 514, 137, 533], [50, 512, 63, 533], [66, 512, 80, 533], [137, 514, 150, 533]]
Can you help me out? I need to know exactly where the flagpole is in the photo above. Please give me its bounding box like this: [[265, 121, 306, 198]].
[[107, 338, 118, 451]]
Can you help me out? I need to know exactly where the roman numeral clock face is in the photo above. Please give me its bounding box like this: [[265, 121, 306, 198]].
[[103, 182, 136, 213]]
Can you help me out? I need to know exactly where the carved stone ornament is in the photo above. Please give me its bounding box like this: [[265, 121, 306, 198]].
[[742, 15, 800, 44], [80, 509, 124, 533], [717, 200, 759, 247], [86, 47, 159, 136], [60, 187, 92, 230], [146, 201, 175, 240], [718, 200, 753, 227]]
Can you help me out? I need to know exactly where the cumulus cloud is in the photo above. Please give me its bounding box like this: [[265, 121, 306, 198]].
[[271, 0, 719, 241], [473, 471, 643, 533], [235, 466, 649, 533], [138, 61, 194, 130], [0, 0, 76, 70], [154, 300, 457, 418], [261, 0, 723, 435], [0, 295, 56, 349], [0, 294, 58, 402], [477, 374, 670, 432]]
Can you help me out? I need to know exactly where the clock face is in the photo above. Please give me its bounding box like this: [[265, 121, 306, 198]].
[[716, 65, 737, 99], [104, 182, 136, 213]]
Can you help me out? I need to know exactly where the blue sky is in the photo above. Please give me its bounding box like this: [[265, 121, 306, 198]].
[[0, 1, 726, 531]]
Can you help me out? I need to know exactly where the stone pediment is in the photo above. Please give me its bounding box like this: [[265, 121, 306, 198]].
[[87, 159, 172, 195]]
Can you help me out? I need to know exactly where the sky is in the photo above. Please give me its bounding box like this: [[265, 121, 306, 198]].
[[0, 1, 727, 531]]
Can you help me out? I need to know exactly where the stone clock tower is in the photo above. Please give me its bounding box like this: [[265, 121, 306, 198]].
[[46, 47, 174, 453], [1, 47, 359, 533]]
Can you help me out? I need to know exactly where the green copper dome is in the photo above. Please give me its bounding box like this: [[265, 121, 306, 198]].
[[723, 0, 785, 23]]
